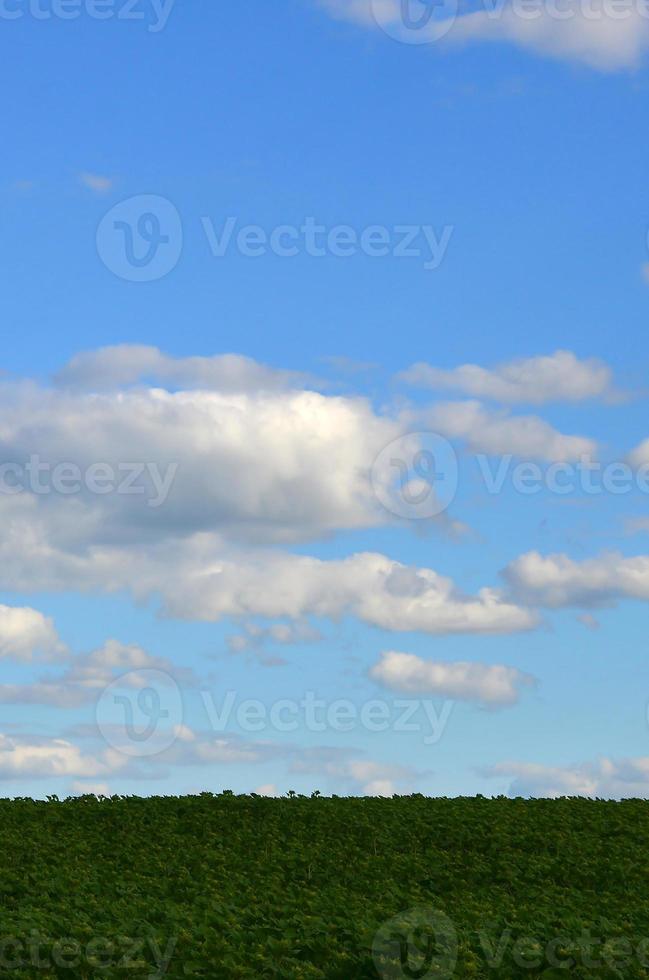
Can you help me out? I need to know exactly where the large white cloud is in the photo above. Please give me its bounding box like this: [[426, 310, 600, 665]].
[[0, 377, 400, 544], [140, 549, 539, 634], [0, 500, 536, 633], [0, 351, 546, 635], [317, 0, 649, 71], [401, 351, 613, 404], [370, 650, 536, 706]]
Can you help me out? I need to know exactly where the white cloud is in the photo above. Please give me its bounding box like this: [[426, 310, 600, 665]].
[[628, 438, 649, 468], [449, 2, 649, 71], [401, 351, 613, 404], [0, 605, 65, 662], [0, 639, 191, 708], [0, 355, 543, 637], [290, 748, 419, 795], [487, 757, 649, 798], [79, 173, 114, 194], [0, 496, 535, 637], [577, 612, 600, 631], [626, 517, 649, 536], [159, 551, 537, 634], [427, 400, 596, 462], [504, 550, 649, 608], [370, 650, 536, 706], [316, 0, 649, 71], [255, 783, 278, 796], [0, 733, 123, 780], [228, 620, 323, 653], [0, 377, 399, 544], [55, 345, 310, 393], [71, 781, 110, 796], [165, 733, 414, 796]]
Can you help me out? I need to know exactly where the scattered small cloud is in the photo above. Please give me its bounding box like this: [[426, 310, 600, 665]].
[[577, 613, 600, 631], [370, 651, 536, 708], [79, 172, 114, 195]]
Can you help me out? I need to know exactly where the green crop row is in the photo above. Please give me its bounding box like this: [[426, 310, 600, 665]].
[[0, 793, 647, 978]]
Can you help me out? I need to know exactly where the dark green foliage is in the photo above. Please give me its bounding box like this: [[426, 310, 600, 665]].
[[0, 793, 648, 978]]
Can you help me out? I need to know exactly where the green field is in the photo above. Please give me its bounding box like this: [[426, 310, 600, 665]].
[[1, 793, 648, 978]]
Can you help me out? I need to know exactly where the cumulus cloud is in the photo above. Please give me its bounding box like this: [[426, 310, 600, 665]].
[[0, 379, 399, 544], [504, 550, 649, 608], [427, 400, 596, 462], [0, 494, 535, 636], [0, 639, 192, 708], [159, 551, 538, 634], [316, 0, 649, 71], [401, 351, 613, 404], [0, 354, 544, 638], [227, 620, 323, 654], [0, 605, 65, 662], [55, 345, 311, 393], [486, 757, 649, 799], [0, 733, 123, 780], [370, 650, 536, 707]]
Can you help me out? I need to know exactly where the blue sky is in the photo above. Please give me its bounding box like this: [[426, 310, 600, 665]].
[[1, 0, 649, 799]]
